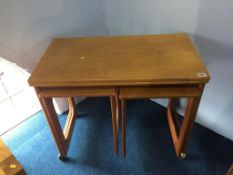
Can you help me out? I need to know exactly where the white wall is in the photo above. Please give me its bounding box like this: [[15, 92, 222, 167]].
[[104, 0, 199, 35], [0, 0, 107, 72], [193, 0, 233, 140]]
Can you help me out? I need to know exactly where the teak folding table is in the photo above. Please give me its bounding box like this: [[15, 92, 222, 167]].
[[28, 33, 210, 159]]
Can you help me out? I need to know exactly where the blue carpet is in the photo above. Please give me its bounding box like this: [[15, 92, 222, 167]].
[[2, 98, 233, 175]]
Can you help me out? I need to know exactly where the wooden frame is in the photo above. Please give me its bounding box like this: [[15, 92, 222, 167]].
[[28, 34, 210, 160], [119, 84, 204, 158], [35, 87, 119, 159]]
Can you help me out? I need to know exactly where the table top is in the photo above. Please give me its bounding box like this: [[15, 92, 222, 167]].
[[28, 33, 210, 87]]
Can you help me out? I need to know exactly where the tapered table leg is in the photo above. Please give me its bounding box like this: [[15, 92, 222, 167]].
[[40, 97, 67, 158], [121, 99, 126, 158], [110, 96, 118, 155]]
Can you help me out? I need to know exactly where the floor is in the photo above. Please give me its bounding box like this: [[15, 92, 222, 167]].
[[0, 57, 40, 135], [2, 98, 233, 175]]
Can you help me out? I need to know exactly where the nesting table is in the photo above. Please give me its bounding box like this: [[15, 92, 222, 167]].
[[28, 33, 210, 159]]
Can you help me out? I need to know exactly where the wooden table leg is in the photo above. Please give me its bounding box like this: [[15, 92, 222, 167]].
[[36, 88, 77, 160], [167, 96, 202, 159], [40, 97, 67, 159], [63, 97, 77, 152], [110, 96, 118, 155], [115, 89, 120, 143], [121, 98, 126, 158]]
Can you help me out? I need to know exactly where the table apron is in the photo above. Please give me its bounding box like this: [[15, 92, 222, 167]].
[[119, 84, 203, 99], [36, 87, 118, 98]]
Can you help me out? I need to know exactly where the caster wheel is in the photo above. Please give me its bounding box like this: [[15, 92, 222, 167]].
[[58, 154, 66, 160], [179, 152, 186, 160]]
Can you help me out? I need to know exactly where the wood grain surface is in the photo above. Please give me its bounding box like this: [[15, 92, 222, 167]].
[[28, 33, 210, 87]]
